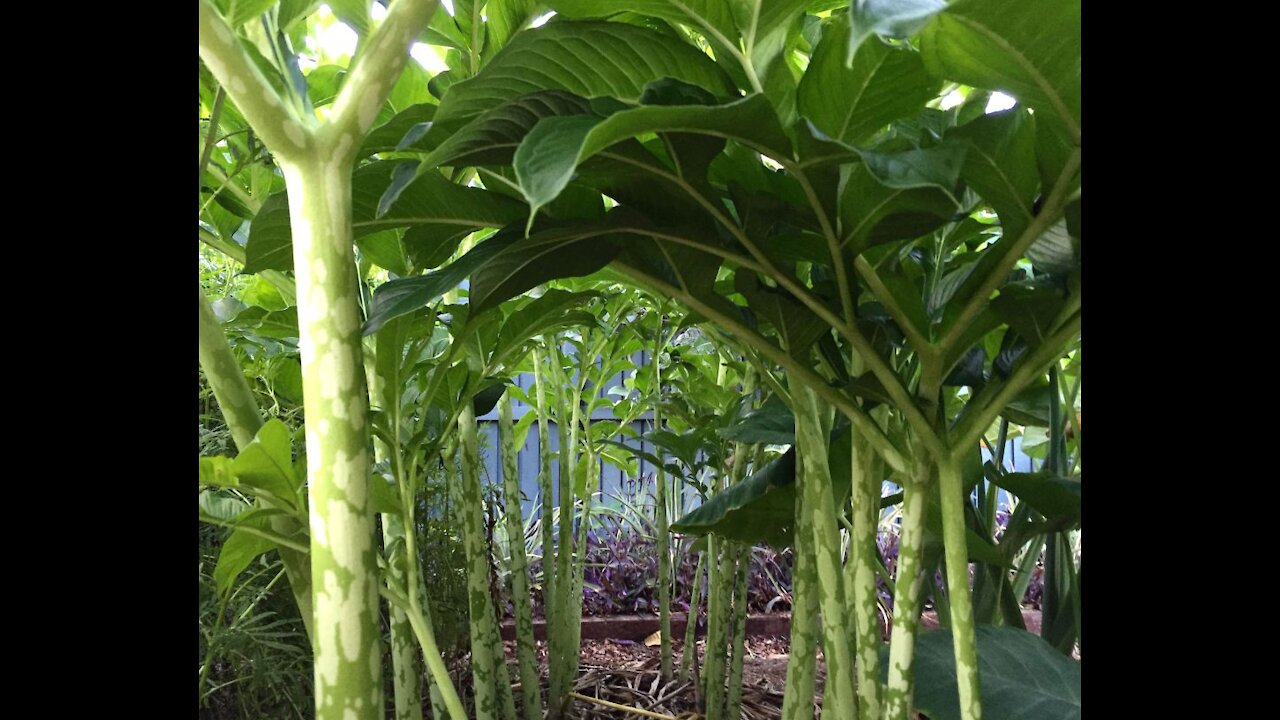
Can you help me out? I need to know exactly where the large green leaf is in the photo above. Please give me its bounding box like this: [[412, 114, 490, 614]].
[[430, 21, 735, 135], [421, 91, 595, 168], [359, 103, 437, 157], [718, 393, 794, 445], [949, 108, 1039, 240], [352, 162, 527, 239], [992, 471, 1081, 526], [547, 1, 738, 47], [468, 220, 635, 314], [799, 19, 940, 146], [838, 161, 958, 251], [214, 526, 276, 596], [513, 94, 791, 222], [230, 419, 302, 510], [243, 192, 293, 274], [880, 626, 1081, 720], [847, 0, 946, 59], [494, 289, 601, 364], [363, 230, 520, 335], [921, 0, 1081, 142], [671, 448, 797, 548]]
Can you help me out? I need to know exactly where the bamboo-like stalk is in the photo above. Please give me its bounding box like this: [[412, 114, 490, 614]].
[[883, 458, 931, 720], [938, 454, 982, 720], [780, 468, 818, 720], [682, 551, 706, 685], [703, 534, 726, 718], [545, 339, 576, 719], [847, 433, 883, 720], [652, 323, 673, 680], [791, 383, 856, 720], [198, 289, 315, 640], [362, 345, 424, 720], [532, 344, 557, 648], [199, 3, 442, 716], [453, 407, 505, 720], [499, 392, 544, 720], [724, 540, 750, 720]]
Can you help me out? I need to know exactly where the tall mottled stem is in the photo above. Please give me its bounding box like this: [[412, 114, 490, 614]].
[[939, 454, 982, 720], [278, 157, 384, 719], [791, 383, 857, 720], [532, 345, 557, 643], [199, 289, 315, 640], [848, 434, 883, 720], [455, 406, 504, 720], [724, 540, 750, 720], [883, 459, 931, 720], [362, 345, 423, 720], [545, 337, 577, 718], [652, 328, 673, 679], [780, 465, 818, 720], [682, 551, 706, 684], [703, 534, 726, 719], [499, 392, 545, 720], [199, 3, 442, 717]]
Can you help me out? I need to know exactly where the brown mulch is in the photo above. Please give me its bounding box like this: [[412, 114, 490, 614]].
[[499, 636, 808, 719]]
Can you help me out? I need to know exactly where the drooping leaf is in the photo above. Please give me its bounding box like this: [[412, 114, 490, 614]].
[[421, 91, 595, 168], [359, 103, 437, 157], [513, 94, 791, 223], [671, 447, 797, 548], [431, 21, 736, 135], [467, 218, 640, 314], [230, 419, 301, 509], [848, 0, 947, 59], [990, 284, 1066, 344], [1026, 219, 1077, 274], [879, 626, 1081, 720], [215, 526, 276, 596], [243, 191, 293, 274], [799, 20, 940, 146], [352, 161, 527, 239], [839, 160, 958, 251], [859, 142, 968, 198], [718, 393, 795, 445], [949, 108, 1040, 239], [364, 231, 520, 335], [921, 0, 1081, 142], [991, 471, 1080, 526]]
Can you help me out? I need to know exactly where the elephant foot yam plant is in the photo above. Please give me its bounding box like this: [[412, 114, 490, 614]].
[[198, 1, 1081, 719]]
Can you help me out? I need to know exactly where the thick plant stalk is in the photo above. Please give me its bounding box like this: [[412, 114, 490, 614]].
[[546, 340, 576, 717], [199, 289, 315, 639], [847, 434, 883, 720], [560, 366, 590, 704], [199, 3, 441, 717], [724, 541, 750, 720], [791, 384, 857, 720], [362, 348, 423, 720], [568, 397, 595, 680], [455, 406, 506, 720], [499, 393, 544, 720], [703, 534, 727, 719], [883, 459, 931, 720], [652, 332, 673, 680], [780, 473, 818, 720], [938, 455, 982, 720], [532, 345, 557, 639], [682, 551, 706, 684], [382, 514, 425, 720]]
